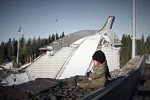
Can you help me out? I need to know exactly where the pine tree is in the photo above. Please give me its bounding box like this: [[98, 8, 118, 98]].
[[7, 38, 13, 61], [56, 33, 59, 40], [26, 38, 32, 62], [146, 36, 150, 54], [120, 34, 132, 67], [0, 42, 5, 64], [62, 31, 65, 37], [32, 37, 37, 60], [19, 35, 26, 64], [51, 34, 55, 42], [48, 35, 52, 43]]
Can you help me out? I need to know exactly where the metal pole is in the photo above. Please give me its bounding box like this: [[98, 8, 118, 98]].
[[55, 19, 57, 41], [17, 27, 21, 63], [132, 0, 136, 58]]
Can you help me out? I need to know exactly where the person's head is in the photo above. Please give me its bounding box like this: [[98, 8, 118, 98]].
[[92, 50, 106, 66]]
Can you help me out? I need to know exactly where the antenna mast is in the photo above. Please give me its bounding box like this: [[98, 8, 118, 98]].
[[17, 27, 21, 63], [55, 19, 58, 41]]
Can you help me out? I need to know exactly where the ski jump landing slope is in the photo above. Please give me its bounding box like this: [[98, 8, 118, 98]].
[[59, 35, 102, 79]]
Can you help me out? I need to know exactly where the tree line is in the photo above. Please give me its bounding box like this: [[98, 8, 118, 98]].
[[0, 32, 65, 66], [0, 33, 150, 68], [120, 34, 150, 67]]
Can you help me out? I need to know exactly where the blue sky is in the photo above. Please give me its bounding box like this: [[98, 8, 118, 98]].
[[0, 0, 150, 43]]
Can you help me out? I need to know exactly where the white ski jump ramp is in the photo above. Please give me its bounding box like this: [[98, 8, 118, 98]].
[[59, 35, 102, 79]]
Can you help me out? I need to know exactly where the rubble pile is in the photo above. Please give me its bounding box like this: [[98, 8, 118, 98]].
[[110, 56, 141, 80], [0, 56, 142, 100], [32, 85, 96, 100], [30, 78, 97, 100], [0, 78, 97, 100], [15, 78, 58, 95]]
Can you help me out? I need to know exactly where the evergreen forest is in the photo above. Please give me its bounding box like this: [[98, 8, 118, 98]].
[[0, 33, 150, 68]]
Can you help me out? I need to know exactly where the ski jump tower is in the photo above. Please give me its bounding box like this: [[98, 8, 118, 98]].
[[25, 16, 121, 80]]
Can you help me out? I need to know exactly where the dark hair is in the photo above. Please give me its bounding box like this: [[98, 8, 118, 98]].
[[92, 50, 106, 63]]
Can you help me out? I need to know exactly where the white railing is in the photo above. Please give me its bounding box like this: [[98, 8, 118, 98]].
[[26, 47, 75, 80], [55, 47, 77, 79]]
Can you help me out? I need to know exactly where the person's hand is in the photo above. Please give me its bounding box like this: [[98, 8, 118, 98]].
[[88, 73, 92, 81], [87, 70, 92, 77], [88, 77, 92, 81]]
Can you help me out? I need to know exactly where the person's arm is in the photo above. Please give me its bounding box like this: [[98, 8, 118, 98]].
[[105, 61, 111, 78], [90, 67, 104, 79]]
